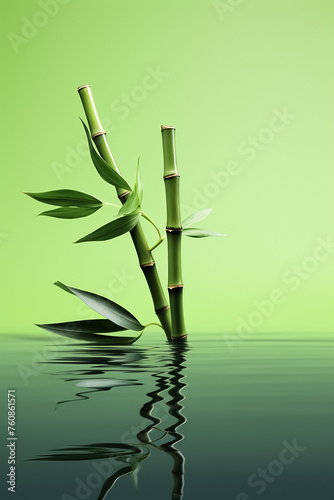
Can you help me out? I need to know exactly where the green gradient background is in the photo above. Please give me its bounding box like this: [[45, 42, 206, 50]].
[[1, 0, 334, 335]]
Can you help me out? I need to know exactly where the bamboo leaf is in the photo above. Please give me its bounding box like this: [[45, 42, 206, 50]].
[[183, 228, 227, 238], [118, 191, 140, 217], [118, 158, 143, 216], [37, 319, 124, 335], [80, 119, 131, 191], [75, 214, 140, 243], [36, 319, 143, 344], [25, 189, 103, 207], [182, 208, 212, 228], [65, 286, 145, 331], [136, 157, 143, 205], [54, 281, 75, 295], [39, 206, 101, 219]]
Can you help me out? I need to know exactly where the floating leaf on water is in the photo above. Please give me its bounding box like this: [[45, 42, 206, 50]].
[[36, 320, 142, 345]]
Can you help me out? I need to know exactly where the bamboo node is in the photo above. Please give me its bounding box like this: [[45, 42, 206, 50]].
[[140, 262, 155, 268], [77, 84, 91, 91], [172, 334, 188, 341], [155, 305, 170, 314], [168, 284, 184, 290], [161, 125, 176, 131], [92, 131, 106, 139], [166, 227, 182, 233], [118, 190, 131, 199], [163, 173, 180, 180]]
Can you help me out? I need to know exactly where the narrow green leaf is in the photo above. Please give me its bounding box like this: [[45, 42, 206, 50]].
[[80, 119, 131, 191], [66, 286, 145, 331], [75, 213, 140, 243], [25, 189, 103, 208], [39, 206, 101, 219], [183, 228, 227, 238], [118, 158, 143, 217], [182, 208, 213, 228], [136, 157, 143, 205], [36, 320, 143, 345], [54, 281, 75, 295], [37, 319, 125, 335], [118, 191, 140, 217]]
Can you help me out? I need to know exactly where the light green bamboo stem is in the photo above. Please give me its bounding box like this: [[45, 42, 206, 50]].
[[77, 85, 172, 340], [161, 126, 187, 340]]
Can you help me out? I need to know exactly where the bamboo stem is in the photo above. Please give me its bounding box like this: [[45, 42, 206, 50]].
[[78, 85, 172, 340], [161, 126, 187, 340]]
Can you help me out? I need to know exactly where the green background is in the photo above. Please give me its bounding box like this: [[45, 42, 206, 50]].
[[1, 0, 334, 335]]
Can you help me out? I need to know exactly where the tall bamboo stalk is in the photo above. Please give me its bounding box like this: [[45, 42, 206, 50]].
[[161, 126, 187, 340], [78, 85, 172, 340]]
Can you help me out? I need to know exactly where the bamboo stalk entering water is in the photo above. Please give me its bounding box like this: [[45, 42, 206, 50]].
[[161, 126, 187, 340], [78, 85, 172, 340]]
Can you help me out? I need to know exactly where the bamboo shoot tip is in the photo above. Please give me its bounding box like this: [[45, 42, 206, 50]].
[[161, 125, 176, 131], [77, 84, 91, 92]]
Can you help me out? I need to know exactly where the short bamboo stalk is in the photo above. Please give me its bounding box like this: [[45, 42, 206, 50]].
[[78, 85, 172, 340], [161, 126, 187, 340]]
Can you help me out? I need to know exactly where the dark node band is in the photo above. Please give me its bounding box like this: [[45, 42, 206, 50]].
[[166, 227, 182, 233], [140, 261, 156, 269], [92, 131, 106, 139], [163, 173, 180, 180], [155, 305, 170, 314]]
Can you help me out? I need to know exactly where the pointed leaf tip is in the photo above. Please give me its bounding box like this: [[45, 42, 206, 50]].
[[64, 286, 144, 331], [75, 213, 140, 243], [54, 281, 75, 295]]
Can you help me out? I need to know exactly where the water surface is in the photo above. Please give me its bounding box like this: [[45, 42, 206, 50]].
[[0, 333, 333, 499]]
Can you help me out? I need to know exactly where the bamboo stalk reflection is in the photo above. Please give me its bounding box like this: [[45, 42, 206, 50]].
[[31, 343, 189, 500]]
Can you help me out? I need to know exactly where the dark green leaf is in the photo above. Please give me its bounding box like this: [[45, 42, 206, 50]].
[[136, 157, 143, 205], [39, 206, 101, 219], [118, 158, 142, 216], [54, 281, 75, 295], [118, 191, 140, 217], [25, 189, 103, 207], [183, 228, 227, 238], [37, 318, 124, 335], [182, 208, 212, 228], [80, 119, 131, 191], [66, 286, 145, 331], [75, 213, 140, 243], [36, 320, 142, 344]]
